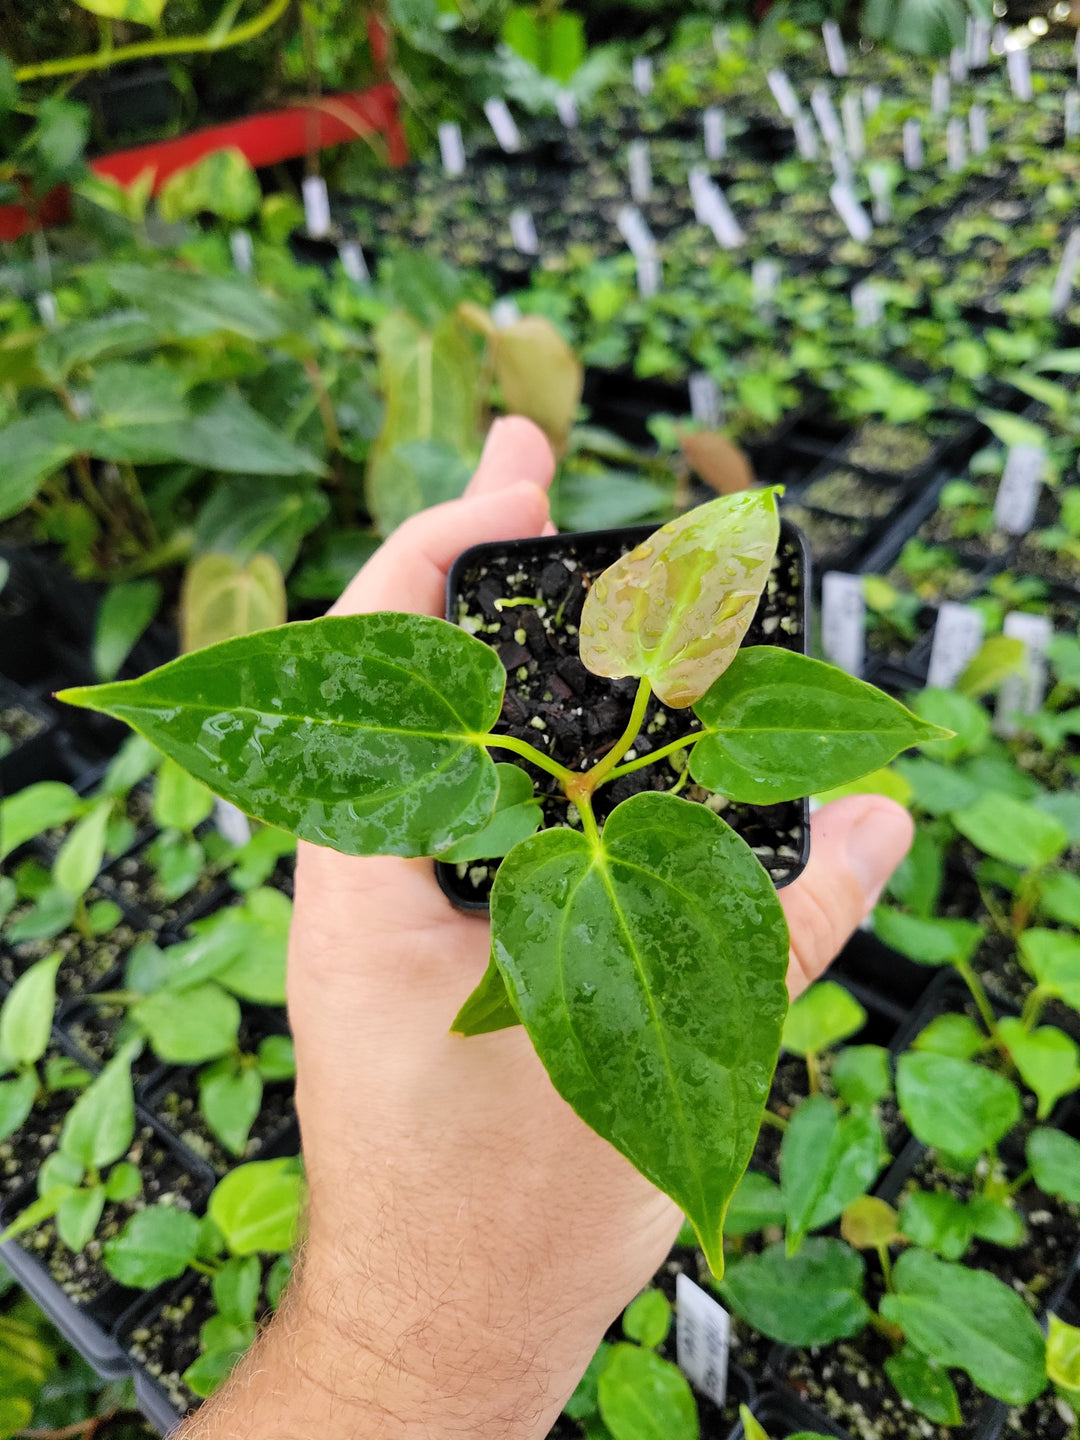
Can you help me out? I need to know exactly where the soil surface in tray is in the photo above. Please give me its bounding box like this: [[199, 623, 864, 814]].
[[1, 907, 152, 999], [1001, 1390, 1078, 1439], [102, 844, 226, 932], [443, 529, 806, 906], [0, 1048, 89, 1198], [0, 703, 46, 749]]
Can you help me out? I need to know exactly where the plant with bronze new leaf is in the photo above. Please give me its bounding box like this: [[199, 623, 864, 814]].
[[59, 490, 944, 1274]]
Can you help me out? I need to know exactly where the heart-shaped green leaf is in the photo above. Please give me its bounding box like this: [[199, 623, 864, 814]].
[[780, 1098, 886, 1254], [720, 1238, 870, 1345], [953, 793, 1069, 869], [438, 763, 542, 862], [896, 1052, 1020, 1161], [1027, 1127, 1080, 1203], [690, 649, 947, 802], [579, 490, 780, 708], [59, 614, 506, 858], [60, 1040, 139, 1172], [1019, 929, 1080, 1006], [103, 1205, 201, 1288], [209, 1157, 304, 1256], [998, 1018, 1080, 1119], [490, 790, 789, 1275], [884, 1345, 961, 1425]]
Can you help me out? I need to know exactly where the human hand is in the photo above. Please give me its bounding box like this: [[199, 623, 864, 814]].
[[190, 417, 913, 1440]]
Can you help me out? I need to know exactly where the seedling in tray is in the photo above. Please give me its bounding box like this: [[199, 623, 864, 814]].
[[59, 491, 942, 1273]]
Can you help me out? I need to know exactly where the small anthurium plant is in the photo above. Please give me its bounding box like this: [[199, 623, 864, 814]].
[[738, 1409, 830, 1440], [58, 490, 944, 1273]]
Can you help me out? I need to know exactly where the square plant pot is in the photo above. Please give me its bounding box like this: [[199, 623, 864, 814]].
[[435, 518, 810, 913]]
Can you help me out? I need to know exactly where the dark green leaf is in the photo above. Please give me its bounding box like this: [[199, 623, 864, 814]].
[[37, 311, 158, 384], [896, 1053, 1020, 1161], [103, 1206, 200, 1287], [60, 614, 506, 859], [885, 1345, 961, 1425], [438, 764, 542, 862], [900, 1190, 980, 1261], [93, 580, 162, 682], [726, 1170, 786, 1236], [780, 1098, 885, 1253], [1027, 1127, 1080, 1203], [490, 791, 789, 1275], [200, 1063, 263, 1157], [103, 264, 299, 342], [720, 1238, 870, 1345], [0, 412, 78, 522], [195, 477, 330, 575]]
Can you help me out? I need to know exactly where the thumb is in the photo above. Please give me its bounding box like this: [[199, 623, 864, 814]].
[[780, 795, 914, 999]]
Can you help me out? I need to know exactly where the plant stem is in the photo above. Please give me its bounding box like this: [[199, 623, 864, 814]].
[[606, 728, 702, 783], [1006, 1167, 1033, 1197], [576, 791, 601, 849], [484, 734, 576, 787], [806, 1049, 822, 1097], [876, 1243, 894, 1294], [586, 677, 653, 792], [1019, 986, 1047, 1034], [15, 0, 291, 82], [955, 959, 1000, 1042], [759, 1109, 788, 1133], [869, 1310, 904, 1347]]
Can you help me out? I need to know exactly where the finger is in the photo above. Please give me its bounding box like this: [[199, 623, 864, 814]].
[[466, 416, 556, 496], [781, 795, 913, 999]]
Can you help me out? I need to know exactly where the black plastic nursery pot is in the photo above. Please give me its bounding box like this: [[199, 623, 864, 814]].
[[0, 678, 66, 792], [435, 518, 811, 913]]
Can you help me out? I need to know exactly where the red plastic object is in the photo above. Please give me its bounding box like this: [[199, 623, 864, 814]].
[[0, 82, 406, 243]]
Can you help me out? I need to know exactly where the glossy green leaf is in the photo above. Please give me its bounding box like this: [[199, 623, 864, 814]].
[[490, 791, 789, 1276], [689, 649, 946, 803], [209, 1158, 304, 1256], [59, 1040, 139, 1172], [93, 580, 162, 683], [153, 757, 217, 833], [103, 264, 298, 342], [782, 982, 865, 1056], [213, 1255, 262, 1325], [579, 490, 781, 708], [133, 982, 240, 1063], [438, 764, 542, 862], [880, 1249, 1046, 1405], [1019, 929, 1080, 1007], [200, 1063, 263, 1157], [59, 614, 506, 859], [597, 1344, 698, 1440], [451, 955, 521, 1036], [103, 1206, 201, 1288], [56, 1184, 105, 1252], [0, 1074, 38, 1145], [1027, 1127, 1080, 1203], [953, 793, 1068, 870], [726, 1170, 786, 1236], [832, 1045, 891, 1107], [780, 1098, 885, 1254], [897, 1053, 1020, 1161], [52, 802, 110, 899], [912, 1013, 985, 1060], [720, 1238, 870, 1346], [998, 1018, 1080, 1119], [872, 909, 982, 967], [884, 1345, 961, 1425], [622, 1289, 671, 1349], [0, 953, 61, 1067]]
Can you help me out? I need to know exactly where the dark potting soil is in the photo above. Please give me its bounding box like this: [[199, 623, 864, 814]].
[[800, 471, 902, 521], [0, 1049, 87, 1197], [779, 507, 860, 570], [0, 703, 46, 750], [841, 425, 935, 476], [12, 1127, 209, 1307], [442, 529, 807, 907], [0, 909, 151, 999], [63, 1000, 158, 1083], [102, 846, 226, 932], [126, 1279, 208, 1414], [1000, 1390, 1077, 1439], [39, 783, 155, 858]]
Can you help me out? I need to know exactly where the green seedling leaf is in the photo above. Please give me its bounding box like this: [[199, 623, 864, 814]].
[[957, 635, 1026, 699], [892, 757, 980, 817], [451, 956, 521, 1036], [0, 952, 62, 1067], [213, 1255, 261, 1325], [228, 827, 297, 892], [214, 887, 291, 1005], [720, 1238, 870, 1346], [1047, 1313, 1080, 1408], [814, 766, 913, 807], [183, 1345, 247, 1400], [898, 1189, 1009, 1261], [597, 1344, 699, 1440], [726, 1170, 786, 1236], [967, 1197, 1025, 1248], [1027, 1127, 1080, 1203], [690, 650, 946, 803], [133, 982, 241, 1064], [181, 553, 288, 654], [93, 580, 162, 682], [872, 909, 982, 967], [780, 1098, 885, 1254], [832, 1046, 891, 1106], [0, 877, 14, 925], [100, 733, 161, 798], [0, 1187, 73, 1245], [885, 828, 944, 918], [737, 1408, 770, 1440], [908, 689, 989, 762], [622, 1289, 671, 1348], [782, 982, 865, 1056], [0, 411, 78, 522], [56, 1184, 106, 1251], [953, 793, 1068, 870], [87, 899, 123, 935], [579, 490, 780, 708], [59, 614, 505, 859], [912, 1013, 985, 1060], [104, 1161, 141, 1202], [5, 889, 76, 944], [256, 1035, 296, 1081], [1019, 930, 1080, 1007], [52, 802, 110, 898], [153, 757, 216, 833], [490, 791, 789, 1276], [209, 1157, 304, 1256], [0, 783, 79, 862], [36, 310, 158, 385], [841, 1196, 900, 1250], [147, 828, 204, 898], [39, 1150, 84, 1194], [896, 1052, 1020, 1161], [59, 1040, 139, 1172], [74, 0, 166, 23], [880, 1249, 1046, 1405], [0, 1074, 38, 1145], [884, 1345, 961, 1426], [438, 764, 542, 862], [998, 1018, 1080, 1118], [200, 1063, 263, 1157]]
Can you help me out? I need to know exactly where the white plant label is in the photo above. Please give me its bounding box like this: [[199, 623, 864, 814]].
[[950, 46, 969, 84], [339, 240, 369, 283], [438, 121, 466, 176], [752, 258, 781, 311], [994, 444, 1045, 534], [230, 229, 255, 275], [851, 280, 884, 329], [555, 91, 579, 128], [676, 1274, 731, 1410], [822, 571, 866, 678], [636, 254, 661, 299], [215, 799, 252, 848], [767, 68, 801, 120], [1066, 90, 1080, 141], [617, 205, 657, 258], [993, 23, 1009, 55], [628, 139, 652, 203], [712, 24, 729, 53], [792, 111, 820, 160], [903, 119, 923, 169], [927, 603, 985, 689], [946, 115, 967, 173], [1051, 227, 1080, 317], [841, 90, 865, 161], [968, 17, 991, 67], [830, 144, 854, 187], [968, 103, 989, 155], [689, 168, 745, 247], [689, 371, 722, 428], [830, 182, 873, 242], [703, 106, 726, 160], [931, 70, 951, 116], [822, 20, 848, 76], [997, 612, 1053, 735], [302, 175, 332, 239], [811, 86, 843, 147], [1007, 48, 1033, 101], [509, 208, 539, 256], [491, 297, 521, 329], [484, 98, 521, 153], [36, 292, 58, 328], [868, 167, 893, 224], [633, 56, 653, 96], [862, 84, 882, 115]]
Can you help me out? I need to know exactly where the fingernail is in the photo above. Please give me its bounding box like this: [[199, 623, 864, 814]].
[[846, 802, 914, 913]]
